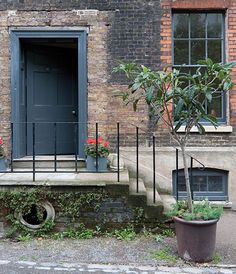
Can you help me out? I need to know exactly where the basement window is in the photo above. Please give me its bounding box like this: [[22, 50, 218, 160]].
[[172, 168, 228, 201]]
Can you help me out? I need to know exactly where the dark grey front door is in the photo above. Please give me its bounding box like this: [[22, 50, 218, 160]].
[[26, 45, 78, 155]]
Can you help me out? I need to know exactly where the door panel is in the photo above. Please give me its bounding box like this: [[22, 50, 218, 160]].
[[26, 46, 78, 155]]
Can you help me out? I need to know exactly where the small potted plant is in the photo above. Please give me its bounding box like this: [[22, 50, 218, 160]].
[[0, 137, 7, 171], [85, 137, 110, 171]]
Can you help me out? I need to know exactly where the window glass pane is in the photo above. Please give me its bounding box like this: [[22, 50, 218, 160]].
[[178, 176, 186, 191], [191, 13, 206, 38], [175, 67, 190, 88], [207, 93, 223, 118], [173, 14, 189, 38], [207, 14, 222, 38], [208, 176, 223, 191], [208, 40, 222, 63], [191, 40, 205, 64], [174, 40, 189, 65], [193, 176, 207, 191]]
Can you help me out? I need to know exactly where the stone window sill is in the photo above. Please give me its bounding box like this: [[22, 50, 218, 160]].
[[177, 125, 233, 133]]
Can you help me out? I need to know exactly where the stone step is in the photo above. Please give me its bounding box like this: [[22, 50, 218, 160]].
[[129, 178, 146, 195], [123, 155, 172, 195], [145, 188, 164, 218], [12, 159, 85, 169], [160, 194, 176, 214], [143, 187, 164, 219], [128, 178, 147, 207], [146, 187, 163, 207]]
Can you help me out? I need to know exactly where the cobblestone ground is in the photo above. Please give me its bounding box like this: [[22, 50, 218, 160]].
[[0, 260, 235, 274]]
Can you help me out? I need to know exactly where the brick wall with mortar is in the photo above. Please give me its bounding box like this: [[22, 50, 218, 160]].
[[159, 0, 236, 147], [0, 1, 236, 153], [0, 0, 163, 153], [0, 184, 160, 235]]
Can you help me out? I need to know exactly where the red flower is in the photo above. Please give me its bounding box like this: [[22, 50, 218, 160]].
[[87, 138, 96, 145], [0, 137, 3, 146], [104, 141, 109, 147], [98, 137, 103, 144]]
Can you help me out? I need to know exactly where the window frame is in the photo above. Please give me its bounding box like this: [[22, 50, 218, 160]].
[[172, 10, 226, 124], [172, 168, 228, 201]]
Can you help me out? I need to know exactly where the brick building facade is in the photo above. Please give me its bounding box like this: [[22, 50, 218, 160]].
[[0, 1, 236, 208]]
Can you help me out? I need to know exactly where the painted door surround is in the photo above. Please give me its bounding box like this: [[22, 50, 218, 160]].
[[10, 29, 87, 159]]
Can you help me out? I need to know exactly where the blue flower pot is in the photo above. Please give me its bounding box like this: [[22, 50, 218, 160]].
[[0, 157, 7, 171], [86, 156, 108, 172]]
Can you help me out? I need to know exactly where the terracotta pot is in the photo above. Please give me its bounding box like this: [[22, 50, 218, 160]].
[[173, 216, 218, 263]]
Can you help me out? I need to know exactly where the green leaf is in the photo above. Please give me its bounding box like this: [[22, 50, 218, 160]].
[[196, 123, 205, 134], [205, 92, 212, 102]]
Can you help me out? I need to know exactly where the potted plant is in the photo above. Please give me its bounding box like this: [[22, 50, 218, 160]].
[[0, 137, 7, 171], [113, 59, 235, 262], [85, 137, 110, 171]]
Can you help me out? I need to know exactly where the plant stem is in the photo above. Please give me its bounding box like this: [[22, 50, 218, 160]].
[[180, 144, 193, 213]]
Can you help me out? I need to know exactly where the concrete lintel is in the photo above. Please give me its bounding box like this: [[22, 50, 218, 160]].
[[9, 26, 90, 34]]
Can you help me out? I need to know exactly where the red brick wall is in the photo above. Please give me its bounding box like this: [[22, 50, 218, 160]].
[[160, 0, 236, 138]]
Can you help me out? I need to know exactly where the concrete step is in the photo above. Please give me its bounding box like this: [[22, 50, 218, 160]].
[[144, 187, 164, 219], [128, 178, 147, 207], [160, 194, 176, 214], [122, 155, 172, 195], [146, 187, 163, 207], [129, 178, 146, 195], [145, 188, 163, 218], [12, 159, 85, 169]]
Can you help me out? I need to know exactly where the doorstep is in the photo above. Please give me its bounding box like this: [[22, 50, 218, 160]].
[[0, 169, 129, 186]]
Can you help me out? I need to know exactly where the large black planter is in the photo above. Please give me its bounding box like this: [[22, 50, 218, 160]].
[[173, 216, 218, 263]]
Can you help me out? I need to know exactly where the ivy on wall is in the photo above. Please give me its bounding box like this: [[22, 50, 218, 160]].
[[0, 187, 107, 238]]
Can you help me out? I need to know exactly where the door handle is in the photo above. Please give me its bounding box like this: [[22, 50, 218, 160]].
[[72, 110, 76, 116]]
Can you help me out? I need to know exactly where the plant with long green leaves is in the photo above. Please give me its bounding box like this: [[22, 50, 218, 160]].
[[113, 59, 235, 213]]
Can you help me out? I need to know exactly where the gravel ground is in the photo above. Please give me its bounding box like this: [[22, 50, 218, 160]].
[[0, 234, 233, 268], [0, 211, 234, 268]]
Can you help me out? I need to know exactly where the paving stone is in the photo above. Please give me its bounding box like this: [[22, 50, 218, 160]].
[[182, 268, 204, 273], [0, 260, 10, 265]]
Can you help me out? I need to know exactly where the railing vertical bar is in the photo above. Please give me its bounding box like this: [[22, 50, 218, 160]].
[[136, 127, 139, 193], [95, 123, 98, 171], [176, 149, 179, 201], [117, 122, 120, 182], [32, 122, 35, 182], [54, 122, 57, 172], [153, 135, 156, 203], [190, 157, 194, 200], [75, 123, 78, 173], [10, 122, 13, 172]]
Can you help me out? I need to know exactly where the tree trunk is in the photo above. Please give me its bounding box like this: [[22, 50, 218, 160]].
[[180, 144, 193, 213]]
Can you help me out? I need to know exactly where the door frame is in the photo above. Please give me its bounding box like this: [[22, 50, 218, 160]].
[[10, 29, 88, 158]]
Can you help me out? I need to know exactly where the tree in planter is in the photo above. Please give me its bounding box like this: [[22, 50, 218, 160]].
[[113, 59, 235, 213]]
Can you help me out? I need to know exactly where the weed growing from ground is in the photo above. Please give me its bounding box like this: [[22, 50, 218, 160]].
[[113, 225, 136, 241], [212, 254, 222, 264], [151, 247, 177, 263]]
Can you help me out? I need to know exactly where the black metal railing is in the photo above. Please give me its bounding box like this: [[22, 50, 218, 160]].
[[175, 148, 205, 201], [1, 121, 206, 204], [1, 122, 122, 182]]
